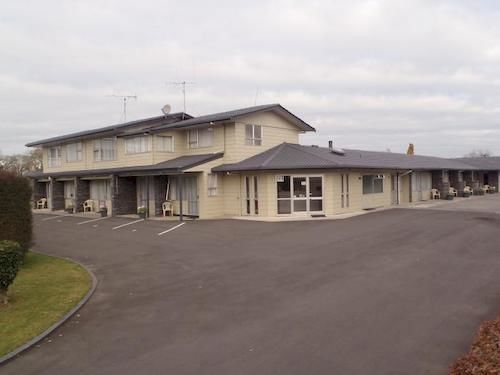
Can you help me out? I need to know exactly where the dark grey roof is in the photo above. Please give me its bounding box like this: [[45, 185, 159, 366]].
[[25, 112, 192, 147], [149, 104, 316, 133], [454, 157, 500, 171], [27, 153, 223, 179], [212, 143, 479, 172]]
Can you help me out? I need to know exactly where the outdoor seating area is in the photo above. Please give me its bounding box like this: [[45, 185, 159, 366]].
[[162, 201, 173, 217], [83, 200, 94, 212], [483, 184, 497, 193], [431, 189, 440, 200], [36, 198, 48, 209]]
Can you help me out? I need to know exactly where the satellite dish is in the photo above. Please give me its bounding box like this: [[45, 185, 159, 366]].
[[161, 104, 171, 115]]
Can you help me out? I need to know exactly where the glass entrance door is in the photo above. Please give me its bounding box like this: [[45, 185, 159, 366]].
[[292, 177, 307, 212], [277, 175, 323, 214]]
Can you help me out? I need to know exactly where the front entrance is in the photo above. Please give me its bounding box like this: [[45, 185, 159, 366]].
[[64, 181, 75, 209], [411, 172, 432, 201], [183, 176, 199, 216], [277, 175, 323, 215]]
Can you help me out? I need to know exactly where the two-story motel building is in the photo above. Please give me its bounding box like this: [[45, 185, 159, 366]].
[[26, 104, 499, 219]]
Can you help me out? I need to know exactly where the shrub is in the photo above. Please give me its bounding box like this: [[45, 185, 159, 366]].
[[0, 170, 33, 254], [0, 240, 23, 304], [450, 316, 500, 374]]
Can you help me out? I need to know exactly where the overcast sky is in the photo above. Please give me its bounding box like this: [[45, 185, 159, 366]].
[[2, 0, 500, 156]]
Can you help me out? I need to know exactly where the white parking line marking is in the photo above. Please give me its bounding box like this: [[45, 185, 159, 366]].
[[77, 216, 110, 225], [112, 219, 144, 230], [158, 222, 186, 236], [41, 215, 69, 221]]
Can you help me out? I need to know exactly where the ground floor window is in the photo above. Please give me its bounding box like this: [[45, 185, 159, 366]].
[[207, 173, 218, 196], [90, 180, 111, 201], [276, 175, 323, 214], [362, 175, 384, 194]]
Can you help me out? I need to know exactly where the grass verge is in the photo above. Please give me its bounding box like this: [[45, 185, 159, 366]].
[[450, 316, 500, 374], [0, 252, 91, 357]]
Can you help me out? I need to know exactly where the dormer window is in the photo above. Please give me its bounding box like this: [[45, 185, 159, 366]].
[[48, 146, 62, 167], [245, 124, 262, 146]]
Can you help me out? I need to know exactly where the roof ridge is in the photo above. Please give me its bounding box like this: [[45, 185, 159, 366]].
[[286, 143, 342, 166]]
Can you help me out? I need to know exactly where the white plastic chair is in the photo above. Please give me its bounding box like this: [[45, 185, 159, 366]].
[[83, 200, 94, 212], [431, 189, 440, 200], [449, 187, 458, 197], [162, 201, 173, 217], [37, 198, 47, 209]]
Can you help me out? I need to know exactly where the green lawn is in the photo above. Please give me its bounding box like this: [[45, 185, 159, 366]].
[[0, 252, 92, 357]]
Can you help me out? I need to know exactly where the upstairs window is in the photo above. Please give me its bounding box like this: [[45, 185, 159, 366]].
[[94, 138, 116, 161], [188, 128, 214, 149], [207, 173, 218, 196], [125, 136, 151, 154], [245, 124, 262, 146], [362, 175, 384, 194], [156, 135, 174, 152], [66, 142, 82, 162], [48, 146, 62, 167]]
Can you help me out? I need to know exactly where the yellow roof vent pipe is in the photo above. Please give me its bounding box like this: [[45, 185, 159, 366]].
[[407, 143, 415, 156]]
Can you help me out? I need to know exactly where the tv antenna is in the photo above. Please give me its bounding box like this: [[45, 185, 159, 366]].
[[167, 81, 195, 113], [107, 94, 137, 122]]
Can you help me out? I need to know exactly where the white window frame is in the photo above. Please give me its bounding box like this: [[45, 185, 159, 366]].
[[207, 173, 218, 196], [125, 135, 151, 154], [276, 174, 324, 215], [245, 124, 263, 146], [48, 146, 62, 167], [187, 128, 214, 149], [362, 175, 384, 195], [93, 138, 116, 161], [66, 142, 83, 162], [156, 135, 174, 152]]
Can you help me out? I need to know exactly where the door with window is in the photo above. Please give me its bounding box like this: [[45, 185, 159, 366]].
[[64, 181, 75, 209], [277, 175, 323, 214], [184, 176, 199, 216], [244, 176, 259, 215]]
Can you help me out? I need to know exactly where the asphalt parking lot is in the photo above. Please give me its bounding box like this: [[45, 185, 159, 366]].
[[2, 205, 500, 375]]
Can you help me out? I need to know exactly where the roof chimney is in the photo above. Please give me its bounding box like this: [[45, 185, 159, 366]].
[[328, 140, 333, 150], [407, 143, 415, 155]]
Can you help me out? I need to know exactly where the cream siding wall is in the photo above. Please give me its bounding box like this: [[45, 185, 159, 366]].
[[223, 112, 301, 163], [151, 130, 187, 163], [183, 125, 225, 156], [41, 112, 303, 175], [218, 170, 395, 219], [44, 137, 156, 173]]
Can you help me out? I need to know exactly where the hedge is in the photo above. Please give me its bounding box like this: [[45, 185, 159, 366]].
[[0, 170, 33, 253], [0, 240, 23, 304]]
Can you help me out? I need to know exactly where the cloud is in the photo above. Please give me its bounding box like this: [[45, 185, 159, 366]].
[[1, 0, 500, 157]]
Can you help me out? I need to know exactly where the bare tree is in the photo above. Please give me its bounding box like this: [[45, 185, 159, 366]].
[[0, 148, 43, 175], [464, 149, 491, 158]]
